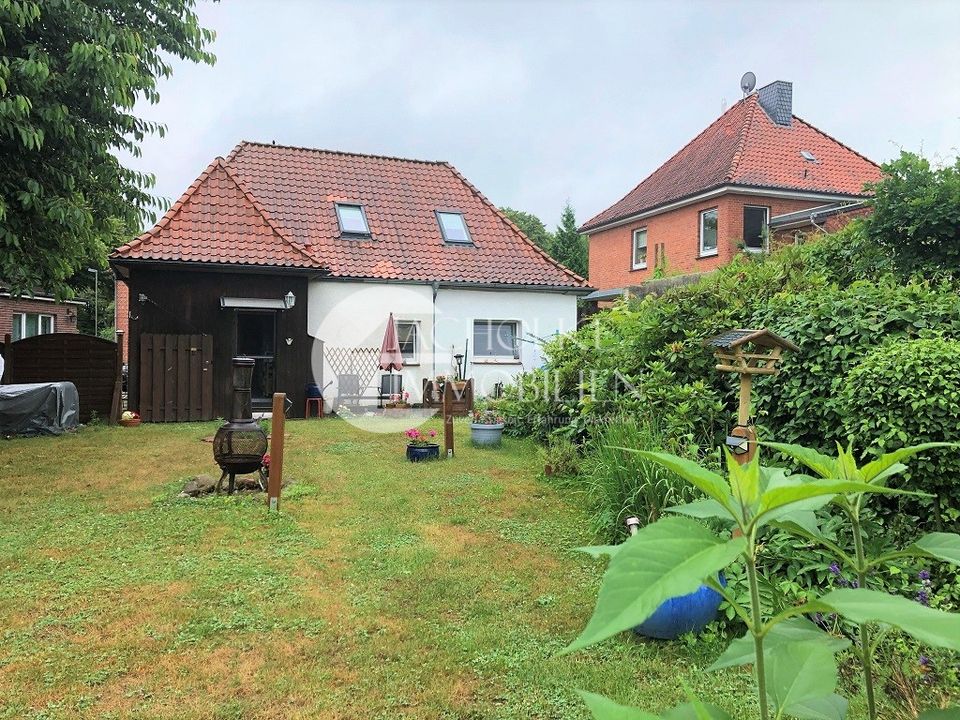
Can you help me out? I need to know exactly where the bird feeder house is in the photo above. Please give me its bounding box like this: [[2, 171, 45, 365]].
[[704, 328, 799, 462]]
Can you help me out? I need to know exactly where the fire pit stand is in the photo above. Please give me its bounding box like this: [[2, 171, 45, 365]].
[[213, 357, 268, 494]]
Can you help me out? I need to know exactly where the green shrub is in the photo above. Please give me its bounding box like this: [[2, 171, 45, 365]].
[[841, 337, 960, 529], [751, 280, 960, 451], [580, 416, 704, 542]]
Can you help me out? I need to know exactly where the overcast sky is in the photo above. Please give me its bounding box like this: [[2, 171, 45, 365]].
[[125, 0, 960, 230]]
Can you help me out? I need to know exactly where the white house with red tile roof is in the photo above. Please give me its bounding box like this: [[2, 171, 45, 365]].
[[111, 142, 589, 419], [583, 80, 883, 295]]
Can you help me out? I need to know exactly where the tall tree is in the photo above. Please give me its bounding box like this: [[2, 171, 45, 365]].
[[0, 0, 216, 296], [500, 206, 554, 252], [551, 202, 588, 277]]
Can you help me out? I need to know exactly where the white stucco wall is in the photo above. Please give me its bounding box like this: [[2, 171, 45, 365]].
[[307, 280, 578, 405]]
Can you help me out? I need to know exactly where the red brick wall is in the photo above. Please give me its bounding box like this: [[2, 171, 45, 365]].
[[587, 192, 826, 290], [115, 280, 129, 360], [770, 205, 871, 249], [0, 296, 80, 340]]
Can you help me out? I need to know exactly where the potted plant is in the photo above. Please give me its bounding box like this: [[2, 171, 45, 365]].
[[404, 428, 439, 462], [470, 401, 504, 447], [384, 391, 411, 416], [119, 411, 141, 427]]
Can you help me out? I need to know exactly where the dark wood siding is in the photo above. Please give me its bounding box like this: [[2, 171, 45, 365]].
[[124, 267, 317, 420]]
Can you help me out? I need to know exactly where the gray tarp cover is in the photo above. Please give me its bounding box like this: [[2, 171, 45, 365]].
[[0, 382, 79, 436]]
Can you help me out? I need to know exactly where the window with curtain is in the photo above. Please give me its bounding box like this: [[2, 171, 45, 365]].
[[632, 228, 648, 269], [396, 321, 419, 363]]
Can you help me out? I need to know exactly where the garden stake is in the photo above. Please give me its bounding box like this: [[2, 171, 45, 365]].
[[268, 392, 285, 512], [443, 383, 454, 457]]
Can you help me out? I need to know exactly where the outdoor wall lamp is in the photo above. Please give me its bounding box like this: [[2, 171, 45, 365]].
[[283, 291, 296, 310]]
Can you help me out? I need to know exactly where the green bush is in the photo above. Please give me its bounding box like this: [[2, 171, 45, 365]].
[[580, 416, 705, 542], [751, 280, 960, 451], [841, 337, 960, 529]]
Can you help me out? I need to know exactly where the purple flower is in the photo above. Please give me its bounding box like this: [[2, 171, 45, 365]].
[[829, 562, 841, 576], [919, 569, 931, 581], [917, 589, 930, 606], [919, 654, 930, 667], [850, 579, 859, 589]]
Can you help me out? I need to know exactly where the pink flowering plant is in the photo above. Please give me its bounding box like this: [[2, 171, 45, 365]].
[[385, 391, 411, 409], [404, 428, 437, 447]]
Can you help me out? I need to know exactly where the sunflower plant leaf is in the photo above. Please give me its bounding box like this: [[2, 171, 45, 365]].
[[564, 516, 745, 653]]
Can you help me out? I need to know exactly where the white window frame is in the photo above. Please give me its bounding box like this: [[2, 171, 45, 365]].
[[473, 319, 521, 361], [12, 312, 55, 341], [742, 205, 770, 253], [631, 227, 648, 270], [699, 208, 719, 257], [395, 320, 420, 365]]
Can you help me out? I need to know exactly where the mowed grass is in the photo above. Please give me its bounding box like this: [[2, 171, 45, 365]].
[[0, 418, 759, 719]]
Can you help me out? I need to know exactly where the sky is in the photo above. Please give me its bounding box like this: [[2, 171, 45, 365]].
[[124, 0, 960, 230]]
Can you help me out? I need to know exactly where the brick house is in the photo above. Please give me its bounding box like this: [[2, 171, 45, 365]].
[[581, 81, 883, 293], [0, 284, 84, 341]]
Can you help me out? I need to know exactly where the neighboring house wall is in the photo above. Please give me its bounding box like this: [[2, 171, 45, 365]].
[[123, 267, 313, 418], [115, 279, 129, 360], [308, 280, 577, 402], [587, 193, 826, 290], [0, 295, 81, 340], [770, 205, 872, 249]]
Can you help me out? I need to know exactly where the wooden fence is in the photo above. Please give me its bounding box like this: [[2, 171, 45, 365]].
[[1, 332, 123, 423], [138, 333, 213, 422]]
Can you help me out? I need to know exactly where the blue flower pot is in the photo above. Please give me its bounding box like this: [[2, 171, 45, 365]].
[[470, 422, 504, 447], [406, 443, 440, 462], [633, 574, 726, 640]]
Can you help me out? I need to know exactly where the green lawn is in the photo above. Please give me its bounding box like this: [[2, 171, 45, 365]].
[[1, 418, 762, 719]]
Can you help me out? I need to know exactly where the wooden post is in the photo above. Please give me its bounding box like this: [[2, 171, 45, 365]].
[[443, 383, 454, 458], [733, 372, 756, 465], [268, 392, 286, 512], [109, 331, 124, 424], [1, 333, 9, 384]]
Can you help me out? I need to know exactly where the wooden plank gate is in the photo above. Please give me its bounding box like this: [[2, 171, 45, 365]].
[[1, 332, 123, 424], [139, 333, 213, 422]]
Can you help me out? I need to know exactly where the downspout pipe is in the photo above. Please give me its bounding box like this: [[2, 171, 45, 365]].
[[431, 281, 440, 378]]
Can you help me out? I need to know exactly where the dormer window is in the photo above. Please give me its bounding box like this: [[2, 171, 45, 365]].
[[335, 203, 370, 236], [436, 211, 472, 244]]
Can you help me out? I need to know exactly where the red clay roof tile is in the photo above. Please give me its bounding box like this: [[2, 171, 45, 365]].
[[581, 94, 882, 232], [114, 143, 586, 288]]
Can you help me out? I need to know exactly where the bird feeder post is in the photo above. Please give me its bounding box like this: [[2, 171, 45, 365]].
[[704, 329, 798, 466]]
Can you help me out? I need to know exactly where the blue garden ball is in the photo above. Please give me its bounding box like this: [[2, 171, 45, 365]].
[[633, 574, 726, 640]]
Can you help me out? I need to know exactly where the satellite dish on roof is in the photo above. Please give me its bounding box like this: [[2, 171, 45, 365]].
[[740, 71, 757, 95]]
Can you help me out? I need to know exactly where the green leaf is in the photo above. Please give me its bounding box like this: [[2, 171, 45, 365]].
[[709, 617, 849, 671], [918, 709, 960, 720], [785, 693, 849, 720], [755, 476, 891, 526], [577, 691, 661, 720], [763, 442, 840, 479], [726, 449, 761, 507], [663, 701, 734, 720], [816, 589, 960, 650], [860, 442, 958, 483], [765, 642, 838, 717], [622, 450, 737, 517], [911, 533, 960, 566], [667, 499, 734, 521], [565, 517, 746, 653], [577, 544, 621, 559]]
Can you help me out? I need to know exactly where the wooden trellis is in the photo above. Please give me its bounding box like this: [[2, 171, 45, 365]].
[[324, 346, 381, 401]]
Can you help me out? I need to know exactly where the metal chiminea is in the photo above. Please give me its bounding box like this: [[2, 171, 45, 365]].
[[213, 357, 268, 494]]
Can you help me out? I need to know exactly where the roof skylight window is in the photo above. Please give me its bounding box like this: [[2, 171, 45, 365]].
[[335, 203, 370, 236], [800, 150, 817, 162], [436, 211, 472, 244]]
